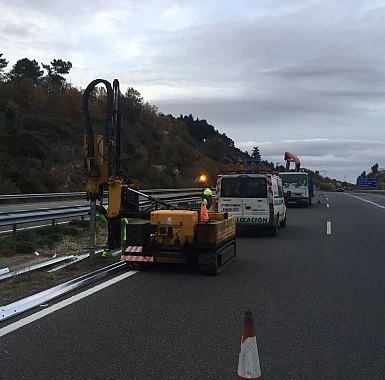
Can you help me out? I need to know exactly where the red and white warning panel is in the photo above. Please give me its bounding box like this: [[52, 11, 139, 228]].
[[125, 246, 143, 253], [121, 255, 154, 262]]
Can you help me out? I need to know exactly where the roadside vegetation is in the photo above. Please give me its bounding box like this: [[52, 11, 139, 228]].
[[0, 220, 89, 256], [0, 54, 250, 193]]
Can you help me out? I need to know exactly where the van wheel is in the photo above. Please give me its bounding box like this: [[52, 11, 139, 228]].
[[280, 213, 287, 228], [270, 216, 279, 236]]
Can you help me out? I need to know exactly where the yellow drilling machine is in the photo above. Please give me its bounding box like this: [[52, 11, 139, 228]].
[[83, 79, 236, 274]]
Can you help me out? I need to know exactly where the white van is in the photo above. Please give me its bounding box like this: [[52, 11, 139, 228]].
[[215, 173, 286, 235]]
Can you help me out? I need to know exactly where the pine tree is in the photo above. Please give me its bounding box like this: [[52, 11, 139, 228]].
[[251, 146, 261, 160]]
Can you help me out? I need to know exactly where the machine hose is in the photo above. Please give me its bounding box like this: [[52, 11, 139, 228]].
[[82, 79, 114, 178]]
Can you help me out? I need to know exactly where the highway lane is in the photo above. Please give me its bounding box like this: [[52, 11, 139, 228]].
[[347, 191, 385, 208], [313, 191, 385, 377], [1, 192, 385, 379]]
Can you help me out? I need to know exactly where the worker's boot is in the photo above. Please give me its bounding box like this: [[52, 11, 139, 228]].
[[102, 249, 112, 258]]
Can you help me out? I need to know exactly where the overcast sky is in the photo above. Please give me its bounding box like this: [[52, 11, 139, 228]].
[[2, 0, 385, 182]]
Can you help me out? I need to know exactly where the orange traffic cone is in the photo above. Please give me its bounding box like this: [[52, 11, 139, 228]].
[[200, 202, 209, 222], [236, 310, 261, 379]]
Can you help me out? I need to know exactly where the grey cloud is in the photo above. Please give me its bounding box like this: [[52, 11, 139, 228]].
[[155, 94, 364, 128], [1, 23, 43, 38], [319, 89, 385, 99], [1, 0, 137, 19], [137, 4, 385, 130], [264, 64, 383, 78]]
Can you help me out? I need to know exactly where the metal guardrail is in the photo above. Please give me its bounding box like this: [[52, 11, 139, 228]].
[[0, 192, 86, 201], [1, 206, 89, 225], [1, 261, 128, 322], [0, 206, 90, 233], [0, 188, 202, 202], [0, 255, 78, 281], [0, 192, 203, 233]]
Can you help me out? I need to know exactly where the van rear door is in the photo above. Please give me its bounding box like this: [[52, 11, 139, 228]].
[[218, 175, 270, 225], [217, 176, 243, 219], [242, 176, 269, 224]]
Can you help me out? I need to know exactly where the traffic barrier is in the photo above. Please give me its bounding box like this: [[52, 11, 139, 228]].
[[236, 310, 261, 379]]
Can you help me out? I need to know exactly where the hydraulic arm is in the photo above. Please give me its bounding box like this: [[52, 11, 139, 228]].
[[83, 79, 178, 251], [284, 151, 301, 172], [83, 79, 138, 249]]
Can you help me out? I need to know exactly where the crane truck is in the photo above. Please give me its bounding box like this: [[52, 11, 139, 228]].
[[278, 152, 314, 207], [82, 79, 236, 274]]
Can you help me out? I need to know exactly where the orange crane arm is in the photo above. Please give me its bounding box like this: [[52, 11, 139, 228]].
[[284, 152, 301, 171]]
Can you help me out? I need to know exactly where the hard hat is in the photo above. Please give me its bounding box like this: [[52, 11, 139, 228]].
[[204, 188, 213, 196]]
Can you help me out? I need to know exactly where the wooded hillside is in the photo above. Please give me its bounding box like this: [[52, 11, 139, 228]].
[[0, 55, 252, 193]]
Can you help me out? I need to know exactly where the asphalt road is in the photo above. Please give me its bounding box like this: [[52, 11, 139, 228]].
[[1, 191, 385, 379], [349, 191, 385, 207]]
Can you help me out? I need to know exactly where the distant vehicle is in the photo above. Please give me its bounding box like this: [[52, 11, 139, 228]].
[[336, 187, 344, 192], [279, 172, 314, 207], [279, 151, 314, 207], [216, 172, 286, 236]]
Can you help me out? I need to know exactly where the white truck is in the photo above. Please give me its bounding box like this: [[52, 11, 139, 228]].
[[279, 171, 314, 207]]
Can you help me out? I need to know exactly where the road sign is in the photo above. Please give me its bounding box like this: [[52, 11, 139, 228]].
[[356, 178, 378, 187], [245, 159, 261, 166]]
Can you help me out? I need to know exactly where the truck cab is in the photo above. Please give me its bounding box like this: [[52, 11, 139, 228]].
[[215, 173, 286, 235], [278, 172, 313, 207]]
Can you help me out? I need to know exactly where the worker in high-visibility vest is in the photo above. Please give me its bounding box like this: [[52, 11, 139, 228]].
[[96, 205, 129, 257], [203, 188, 213, 211]]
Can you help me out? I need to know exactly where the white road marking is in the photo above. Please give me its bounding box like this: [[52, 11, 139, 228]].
[[327, 221, 332, 235], [0, 270, 138, 338], [348, 194, 385, 210], [327, 204, 330, 208]]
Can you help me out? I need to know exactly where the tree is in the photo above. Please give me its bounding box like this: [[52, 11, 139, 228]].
[[0, 53, 8, 80], [359, 171, 366, 179], [8, 58, 43, 83], [251, 146, 261, 160], [178, 114, 216, 142], [121, 87, 143, 126], [42, 59, 72, 86], [371, 163, 379, 175]]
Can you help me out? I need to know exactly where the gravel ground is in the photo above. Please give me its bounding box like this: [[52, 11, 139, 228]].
[[0, 222, 121, 305]]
